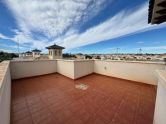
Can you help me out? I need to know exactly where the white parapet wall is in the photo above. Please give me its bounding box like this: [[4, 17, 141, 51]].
[[74, 60, 94, 79], [10, 59, 166, 85], [10, 60, 57, 79], [154, 70, 166, 124], [0, 61, 11, 124], [56, 59, 75, 79], [94, 60, 165, 85], [56, 59, 94, 79]]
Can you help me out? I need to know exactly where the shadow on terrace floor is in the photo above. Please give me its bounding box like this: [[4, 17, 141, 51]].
[[11, 73, 156, 124]]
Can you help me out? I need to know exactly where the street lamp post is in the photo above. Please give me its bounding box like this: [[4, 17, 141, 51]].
[[139, 48, 142, 54], [116, 48, 120, 54], [17, 38, 20, 58]]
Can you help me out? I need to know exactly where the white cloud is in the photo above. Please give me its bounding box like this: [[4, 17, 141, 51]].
[[1, 1, 166, 53], [5, 0, 108, 38], [153, 41, 160, 44], [131, 45, 166, 53], [0, 31, 49, 50], [137, 41, 144, 44], [58, 3, 166, 50], [0, 48, 13, 53], [142, 46, 166, 51], [0, 33, 10, 40], [0, 42, 26, 50], [3, 0, 111, 51]]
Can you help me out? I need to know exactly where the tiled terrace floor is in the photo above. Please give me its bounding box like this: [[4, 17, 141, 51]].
[[11, 73, 156, 124]]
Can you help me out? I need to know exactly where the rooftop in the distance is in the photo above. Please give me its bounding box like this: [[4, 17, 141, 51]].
[[46, 44, 65, 49], [31, 49, 41, 52], [25, 51, 32, 54]]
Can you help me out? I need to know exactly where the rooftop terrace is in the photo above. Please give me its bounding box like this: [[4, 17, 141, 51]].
[[0, 59, 166, 124], [11, 73, 156, 124]]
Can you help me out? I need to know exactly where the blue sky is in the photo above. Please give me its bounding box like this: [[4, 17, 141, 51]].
[[0, 0, 166, 54]]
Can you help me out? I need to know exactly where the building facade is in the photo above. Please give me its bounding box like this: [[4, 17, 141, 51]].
[[32, 49, 41, 59], [46, 44, 65, 59]]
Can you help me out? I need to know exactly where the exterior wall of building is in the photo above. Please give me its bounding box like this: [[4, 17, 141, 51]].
[[32, 52, 40, 58], [0, 61, 11, 124], [56, 60, 75, 79], [48, 49, 62, 60], [94, 60, 165, 85], [154, 70, 166, 124], [10, 60, 57, 79], [74, 60, 94, 79], [48, 49, 53, 59]]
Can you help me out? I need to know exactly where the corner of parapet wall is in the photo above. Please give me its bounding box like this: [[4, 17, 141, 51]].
[[0, 61, 11, 124]]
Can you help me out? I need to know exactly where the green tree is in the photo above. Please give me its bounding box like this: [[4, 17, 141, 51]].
[[85, 55, 92, 59], [0, 51, 18, 62]]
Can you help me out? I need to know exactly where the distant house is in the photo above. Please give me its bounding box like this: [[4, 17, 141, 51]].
[[46, 44, 65, 59], [25, 51, 32, 56], [159, 53, 166, 60], [32, 49, 41, 58], [19, 53, 25, 58], [75, 53, 85, 59]]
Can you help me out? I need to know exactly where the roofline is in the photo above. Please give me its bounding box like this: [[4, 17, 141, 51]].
[[46, 47, 65, 49], [46, 45, 65, 49], [31, 49, 41, 52]]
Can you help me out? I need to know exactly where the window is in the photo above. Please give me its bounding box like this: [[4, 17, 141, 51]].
[[59, 50, 61, 55], [49, 51, 52, 55]]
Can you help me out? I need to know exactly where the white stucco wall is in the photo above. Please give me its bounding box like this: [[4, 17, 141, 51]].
[[56, 60, 75, 79], [94, 60, 165, 85], [48, 49, 62, 60], [0, 61, 11, 124], [10, 59, 165, 85], [10, 60, 57, 79], [154, 70, 166, 124], [74, 60, 94, 79]]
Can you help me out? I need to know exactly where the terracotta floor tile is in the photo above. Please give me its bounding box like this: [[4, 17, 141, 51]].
[[52, 108, 73, 123], [11, 73, 156, 124], [11, 107, 31, 122], [31, 109, 55, 124], [11, 117, 33, 124], [11, 101, 27, 113], [65, 116, 84, 124], [28, 102, 45, 114]]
